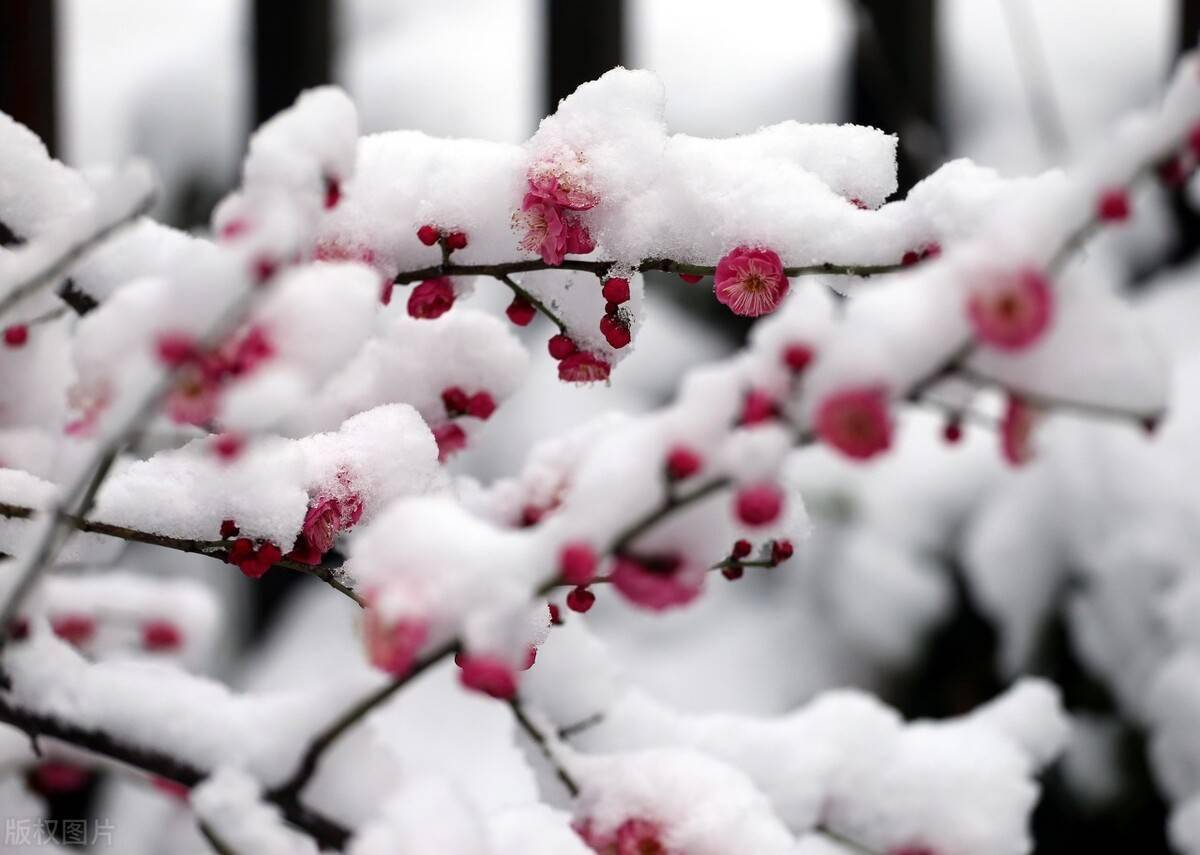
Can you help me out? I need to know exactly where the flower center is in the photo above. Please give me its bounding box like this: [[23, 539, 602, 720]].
[[640, 554, 681, 576], [742, 272, 768, 292], [995, 291, 1024, 322], [841, 410, 874, 440]]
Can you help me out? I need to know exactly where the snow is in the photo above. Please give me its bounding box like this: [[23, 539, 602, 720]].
[[283, 309, 529, 440], [579, 680, 1066, 855], [0, 12, 1196, 852], [192, 767, 319, 855], [571, 746, 798, 855], [0, 160, 155, 321], [31, 570, 220, 666], [348, 780, 592, 855], [0, 112, 92, 237], [93, 404, 443, 547], [2, 631, 374, 787]]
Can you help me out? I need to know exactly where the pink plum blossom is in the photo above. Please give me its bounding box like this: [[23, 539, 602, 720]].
[[142, 620, 184, 652], [407, 277, 456, 319], [364, 607, 429, 678], [713, 246, 789, 317], [735, 483, 785, 526], [575, 817, 675, 855], [458, 654, 518, 699], [527, 172, 598, 211], [558, 351, 611, 384], [288, 487, 364, 565], [815, 386, 893, 460], [433, 422, 468, 461], [516, 195, 570, 265], [560, 542, 599, 586], [740, 389, 779, 425], [31, 762, 91, 794], [515, 193, 595, 265], [609, 552, 704, 611], [1001, 394, 1036, 466], [564, 216, 595, 255], [313, 238, 376, 267], [967, 268, 1054, 350]]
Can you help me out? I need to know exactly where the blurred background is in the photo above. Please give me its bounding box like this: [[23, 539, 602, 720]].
[[0, 0, 1187, 221], [3, 2, 1200, 853]]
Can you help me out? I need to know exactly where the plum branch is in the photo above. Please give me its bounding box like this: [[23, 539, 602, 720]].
[[0, 501, 361, 606], [955, 364, 1165, 424], [0, 283, 267, 666], [609, 476, 732, 554], [0, 183, 155, 321], [391, 255, 912, 287], [0, 694, 352, 850], [394, 252, 917, 333], [509, 697, 579, 797], [0, 447, 121, 677], [198, 821, 239, 855], [270, 637, 459, 802], [498, 272, 569, 332]]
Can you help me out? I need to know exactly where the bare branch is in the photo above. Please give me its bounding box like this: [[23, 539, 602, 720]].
[[392, 255, 912, 287], [0, 184, 156, 321], [198, 821, 240, 855], [0, 284, 260, 665], [0, 694, 351, 850], [271, 638, 460, 802], [509, 697, 579, 797], [0, 502, 361, 607]]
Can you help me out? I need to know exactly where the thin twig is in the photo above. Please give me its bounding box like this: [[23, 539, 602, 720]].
[[395, 255, 908, 333], [499, 273, 569, 332], [999, 0, 1070, 163], [273, 472, 742, 799], [271, 638, 460, 801], [818, 825, 884, 855], [0, 446, 120, 676], [509, 697, 579, 797], [0, 695, 351, 850], [0, 187, 155, 320], [26, 304, 70, 327], [610, 477, 732, 555], [392, 256, 909, 286], [955, 364, 1165, 423], [709, 557, 780, 572], [0, 501, 360, 606], [0, 283, 261, 665], [198, 820, 239, 855], [558, 712, 605, 740]]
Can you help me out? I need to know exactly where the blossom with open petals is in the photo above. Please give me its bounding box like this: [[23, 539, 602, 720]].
[[967, 268, 1053, 350], [610, 552, 704, 611], [713, 246, 789, 317], [558, 351, 611, 384], [815, 386, 893, 460]]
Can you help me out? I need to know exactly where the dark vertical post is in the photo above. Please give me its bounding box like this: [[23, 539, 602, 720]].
[[1182, 0, 1200, 51], [1171, 0, 1200, 267], [544, 0, 624, 115], [850, 0, 941, 193], [248, 2, 334, 634], [252, 0, 333, 125], [0, 0, 58, 157]]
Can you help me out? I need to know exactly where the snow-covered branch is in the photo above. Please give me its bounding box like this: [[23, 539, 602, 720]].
[[0, 39, 1197, 854]]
